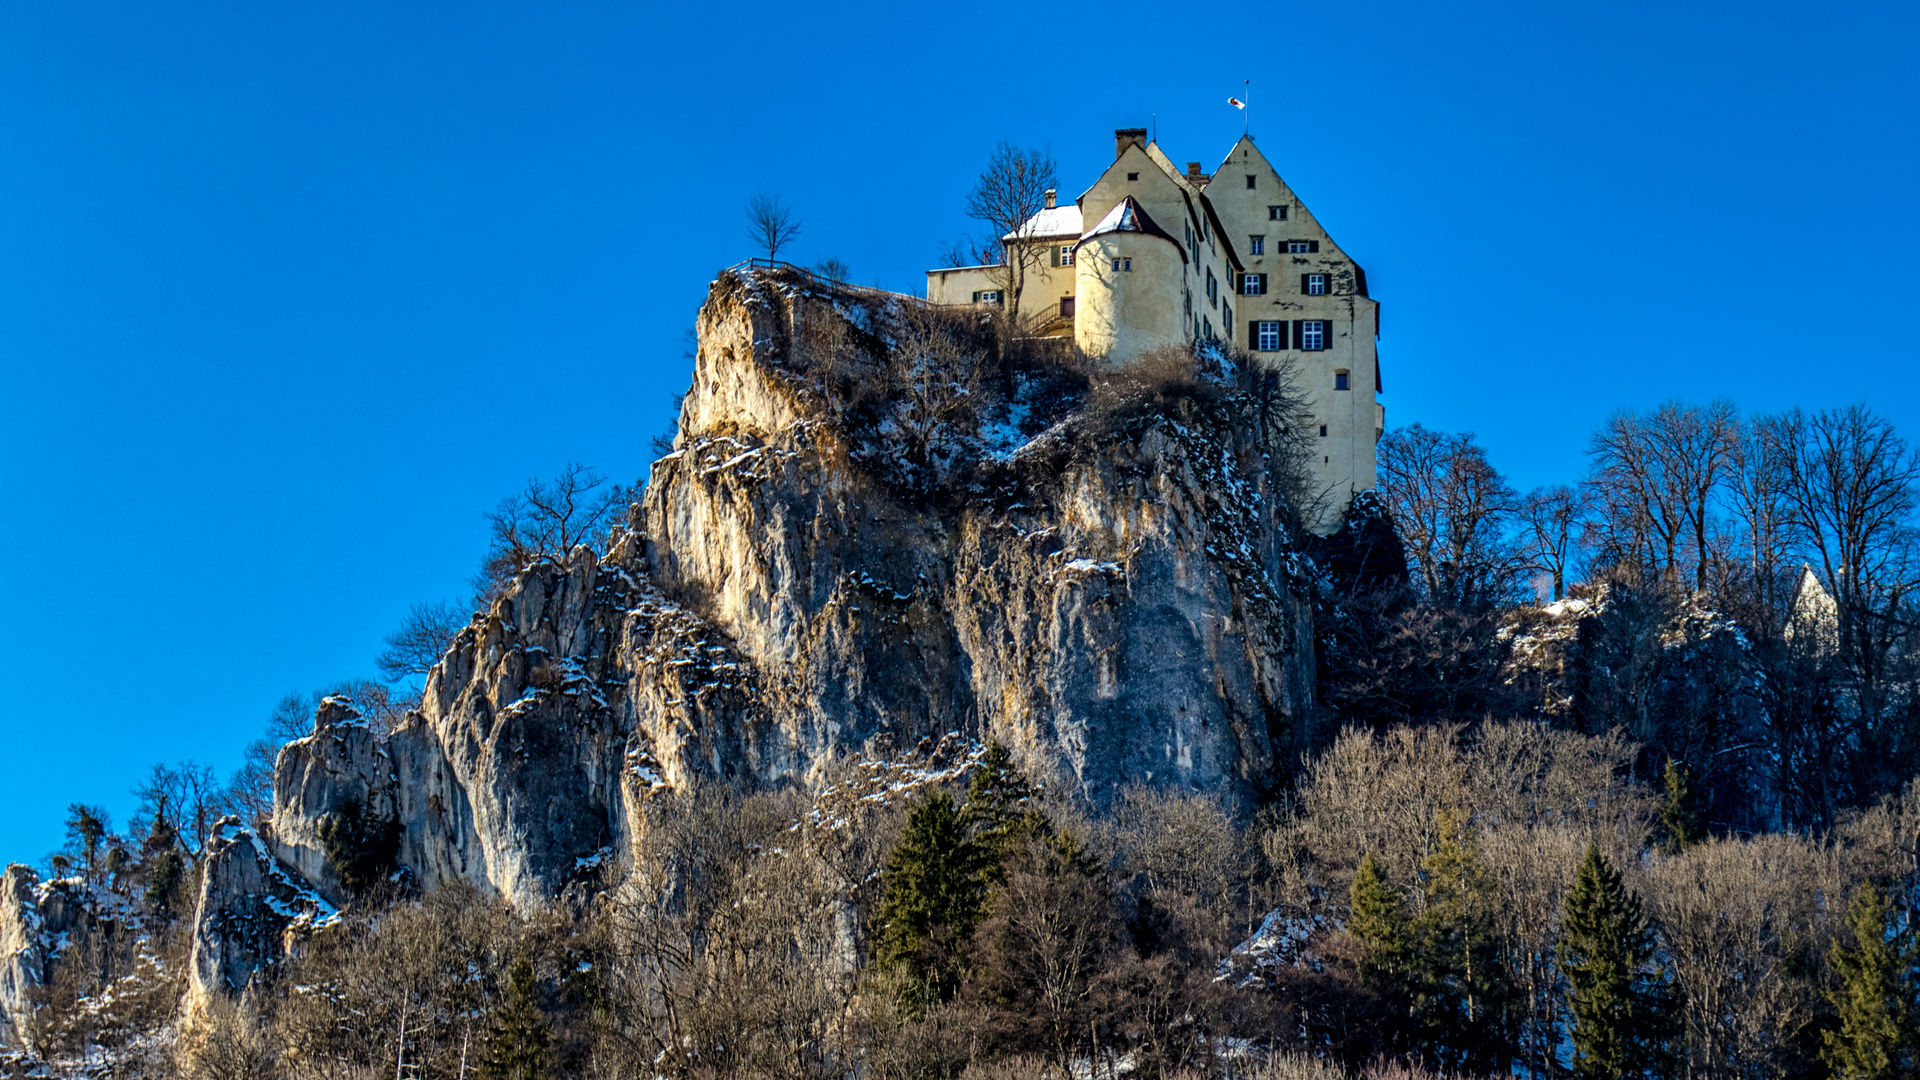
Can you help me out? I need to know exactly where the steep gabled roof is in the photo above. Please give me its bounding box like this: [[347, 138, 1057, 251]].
[[1216, 135, 1363, 292], [1072, 196, 1185, 261]]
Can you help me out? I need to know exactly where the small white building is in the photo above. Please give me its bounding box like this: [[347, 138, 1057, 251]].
[[928, 128, 1383, 528]]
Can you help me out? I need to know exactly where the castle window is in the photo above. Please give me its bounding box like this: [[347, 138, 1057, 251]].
[[1052, 245, 1075, 267], [1255, 321, 1283, 351], [972, 290, 1003, 305], [1304, 273, 1327, 295], [1288, 240, 1319, 254], [1250, 235, 1265, 256], [1223, 303, 1232, 337], [1335, 370, 1351, 390], [1299, 320, 1328, 350], [1127, 172, 1139, 181], [1241, 273, 1265, 296], [1203, 316, 1213, 340], [1205, 268, 1217, 305], [1112, 256, 1133, 272], [1268, 205, 1288, 221], [1320, 425, 1328, 437], [1246, 175, 1257, 189]]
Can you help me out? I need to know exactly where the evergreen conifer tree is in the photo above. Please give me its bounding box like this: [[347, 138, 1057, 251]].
[[1410, 810, 1517, 1075], [1657, 759, 1705, 854], [1559, 842, 1675, 1080], [479, 958, 553, 1080], [875, 791, 993, 1013], [1823, 882, 1915, 1080], [1350, 853, 1408, 978], [961, 741, 1048, 855]]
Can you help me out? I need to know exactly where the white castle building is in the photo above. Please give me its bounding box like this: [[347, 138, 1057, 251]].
[[927, 128, 1382, 526]]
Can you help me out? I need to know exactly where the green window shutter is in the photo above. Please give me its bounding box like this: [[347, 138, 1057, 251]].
[[1051, 246, 1061, 268]]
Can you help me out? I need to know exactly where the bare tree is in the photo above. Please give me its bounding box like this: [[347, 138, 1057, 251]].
[[130, 761, 227, 858], [376, 599, 467, 683], [1585, 401, 1738, 589], [1376, 424, 1522, 609], [963, 141, 1058, 329], [745, 192, 801, 261], [813, 256, 851, 282], [1774, 405, 1920, 799], [1243, 353, 1327, 529], [479, 463, 632, 600], [1515, 484, 1590, 601]]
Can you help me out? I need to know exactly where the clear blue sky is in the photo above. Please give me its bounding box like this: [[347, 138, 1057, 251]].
[[1, 0, 1915, 862]]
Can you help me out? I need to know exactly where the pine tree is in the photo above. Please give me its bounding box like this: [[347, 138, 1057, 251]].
[[1410, 810, 1517, 1075], [1350, 853, 1408, 978], [479, 958, 552, 1080], [961, 741, 1048, 855], [1823, 882, 1915, 1080], [1657, 759, 1705, 854], [1559, 842, 1674, 1080], [875, 791, 993, 1013]]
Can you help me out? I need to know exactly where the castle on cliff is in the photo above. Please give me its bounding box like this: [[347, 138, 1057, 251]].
[[927, 128, 1383, 518]]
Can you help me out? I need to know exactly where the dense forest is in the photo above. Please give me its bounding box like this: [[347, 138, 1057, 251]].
[[14, 354, 1920, 1080]]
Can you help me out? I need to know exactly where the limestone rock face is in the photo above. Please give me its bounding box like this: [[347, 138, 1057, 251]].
[[0, 866, 47, 1050], [270, 696, 397, 905], [186, 822, 336, 1003], [641, 270, 1315, 797], [208, 267, 1320, 982]]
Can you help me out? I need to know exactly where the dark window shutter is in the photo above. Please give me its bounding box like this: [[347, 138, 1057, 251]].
[[1292, 320, 1303, 350], [1051, 246, 1061, 268], [1249, 322, 1258, 349], [1300, 274, 1309, 294], [1309, 240, 1320, 253]]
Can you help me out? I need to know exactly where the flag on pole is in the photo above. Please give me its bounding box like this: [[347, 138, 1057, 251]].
[[1228, 97, 1246, 109]]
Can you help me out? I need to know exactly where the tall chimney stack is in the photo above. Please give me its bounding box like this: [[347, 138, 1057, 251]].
[[1043, 188, 1056, 209], [1114, 127, 1148, 160]]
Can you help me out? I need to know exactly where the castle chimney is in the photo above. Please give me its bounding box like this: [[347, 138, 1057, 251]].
[[1043, 188, 1056, 209], [1186, 162, 1210, 189], [1114, 127, 1148, 160]]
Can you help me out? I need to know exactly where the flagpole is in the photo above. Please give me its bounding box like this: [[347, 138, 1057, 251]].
[[1245, 79, 1251, 136]]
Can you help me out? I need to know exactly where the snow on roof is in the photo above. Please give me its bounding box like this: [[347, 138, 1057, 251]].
[[1072, 196, 1185, 261], [1003, 204, 1083, 241]]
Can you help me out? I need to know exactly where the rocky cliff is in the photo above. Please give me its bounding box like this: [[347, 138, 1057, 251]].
[[167, 266, 1321, 996]]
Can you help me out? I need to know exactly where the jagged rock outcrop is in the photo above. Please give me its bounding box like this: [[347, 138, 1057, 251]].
[[271, 696, 398, 905], [186, 821, 336, 1003], [1500, 583, 1771, 827], [187, 267, 1324, 997], [0, 866, 46, 1050], [642, 270, 1316, 796]]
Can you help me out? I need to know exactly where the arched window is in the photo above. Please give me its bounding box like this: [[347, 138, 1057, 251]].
[[1334, 369, 1351, 391]]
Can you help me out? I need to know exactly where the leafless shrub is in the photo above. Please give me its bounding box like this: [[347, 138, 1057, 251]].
[[478, 463, 631, 602], [1241, 352, 1326, 532], [744, 192, 800, 261], [375, 599, 466, 683], [174, 997, 280, 1080]]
